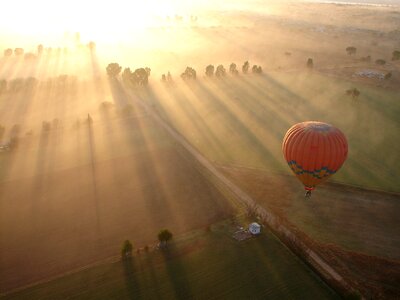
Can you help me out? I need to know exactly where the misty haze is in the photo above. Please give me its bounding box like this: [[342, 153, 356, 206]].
[[0, 1, 399, 299]]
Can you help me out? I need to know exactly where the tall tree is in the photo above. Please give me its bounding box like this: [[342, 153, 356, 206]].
[[37, 44, 44, 55], [242, 61, 250, 74], [106, 63, 122, 77], [158, 229, 173, 248], [346, 46, 357, 55], [121, 240, 133, 259], [307, 58, 314, 69], [14, 48, 24, 56], [229, 63, 238, 75], [4, 48, 12, 57], [215, 65, 226, 77], [181, 67, 196, 80], [205, 65, 214, 77]]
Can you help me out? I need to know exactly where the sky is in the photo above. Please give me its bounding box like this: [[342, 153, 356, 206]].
[[0, 0, 398, 47]]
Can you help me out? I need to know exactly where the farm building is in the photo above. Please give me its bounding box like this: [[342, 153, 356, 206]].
[[249, 222, 261, 235]]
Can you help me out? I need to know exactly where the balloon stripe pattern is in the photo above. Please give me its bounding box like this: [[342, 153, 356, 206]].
[[282, 121, 348, 191]]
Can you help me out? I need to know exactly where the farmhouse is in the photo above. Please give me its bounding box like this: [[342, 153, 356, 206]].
[[249, 222, 261, 235]]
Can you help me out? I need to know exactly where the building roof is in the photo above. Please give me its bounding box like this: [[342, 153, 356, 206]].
[[250, 222, 261, 228]]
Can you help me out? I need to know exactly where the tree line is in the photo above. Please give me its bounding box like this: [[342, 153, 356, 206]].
[[0, 75, 78, 95], [106, 60, 264, 86], [121, 229, 173, 259]]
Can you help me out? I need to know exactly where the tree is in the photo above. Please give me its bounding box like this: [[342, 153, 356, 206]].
[[346, 46, 357, 55], [167, 71, 172, 82], [122, 68, 133, 84], [346, 88, 360, 99], [145, 67, 151, 77], [37, 44, 44, 55], [121, 240, 133, 259], [375, 59, 386, 65], [242, 61, 250, 74], [158, 229, 173, 248], [14, 48, 24, 56], [133, 68, 149, 85], [306, 58, 314, 69], [181, 67, 196, 80], [392, 50, 400, 61], [106, 63, 122, 77], [4, 48, 12, 57], [205, 65, 214, 77], [229, 63, 238, 75], [42, 121, 51, 132], [123, 67, 150, 86], [252, 65, 262, 74], [384, 72, 392, 80], [215, 65, 226, 77], [360, 55, 371, 62]]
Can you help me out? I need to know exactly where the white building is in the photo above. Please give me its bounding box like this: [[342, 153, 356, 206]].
[[249, 222, 261, 235]]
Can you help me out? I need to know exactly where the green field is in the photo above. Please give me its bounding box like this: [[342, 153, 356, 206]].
[[146, 71, 400, 192], [2, 221, 339, 300]]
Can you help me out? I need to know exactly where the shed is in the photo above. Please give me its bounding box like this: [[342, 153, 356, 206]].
[[249, 222, 261, 235]]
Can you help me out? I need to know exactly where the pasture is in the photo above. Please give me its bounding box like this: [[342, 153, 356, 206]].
[[0, 111, 235, 292], [2, 221, 339, 300]]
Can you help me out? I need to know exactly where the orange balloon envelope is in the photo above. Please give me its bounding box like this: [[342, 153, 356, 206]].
[[282, 121, 348, 194]]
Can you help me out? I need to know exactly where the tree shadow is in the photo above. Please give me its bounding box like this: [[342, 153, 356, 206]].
[[122, 257, 141, 300], [161, 244, 192, 300]]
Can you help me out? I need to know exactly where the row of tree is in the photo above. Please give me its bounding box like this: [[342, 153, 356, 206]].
[[204, 62, 262, 78], [0, 75, 78, 94], [106, 63, 151, 87], [346, 46, 400, 63], [2, 42, 96, 61], [107, 61, 264, 85], [121, 229, 173, 259]]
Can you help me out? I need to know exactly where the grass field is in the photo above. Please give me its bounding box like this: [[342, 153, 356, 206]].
[[0, 111, 235, 292], [145, 70, 400, 192], [218, 166, 400, 298], [2, 220, 339, 300], [220, 166, 400, 260]]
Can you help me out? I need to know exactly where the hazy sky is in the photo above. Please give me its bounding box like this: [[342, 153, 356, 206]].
[[0, 0, 398, 47]]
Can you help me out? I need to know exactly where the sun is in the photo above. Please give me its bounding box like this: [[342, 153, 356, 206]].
[[1, 0, 184, 45]]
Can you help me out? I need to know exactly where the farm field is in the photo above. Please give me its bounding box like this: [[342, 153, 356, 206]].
[[219, 166, 400, 299], [219, 166, 400, 259], [0, 110, 235, 293], [2, 221, 339, 300], [146, 70, 400, 192], [1, 1, 400, 298]]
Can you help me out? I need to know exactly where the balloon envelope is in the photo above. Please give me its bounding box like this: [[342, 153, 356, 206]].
[[282, 121, 348, 191]]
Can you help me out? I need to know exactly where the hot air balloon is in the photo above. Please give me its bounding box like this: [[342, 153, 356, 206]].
[[282, 121, 348, 198]]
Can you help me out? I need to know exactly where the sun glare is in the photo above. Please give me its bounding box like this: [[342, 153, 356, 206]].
[[1, 0, 193, 45]]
